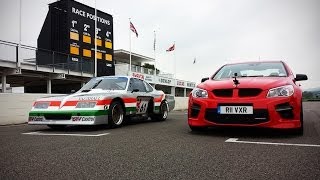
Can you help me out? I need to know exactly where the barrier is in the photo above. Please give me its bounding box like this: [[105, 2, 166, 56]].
[[0, 93, 188, 125]]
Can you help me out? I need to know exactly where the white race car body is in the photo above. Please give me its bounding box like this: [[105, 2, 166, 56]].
[[28, 76, 174, 126]]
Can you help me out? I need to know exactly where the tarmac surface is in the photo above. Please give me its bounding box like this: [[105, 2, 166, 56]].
[[1, 102, 320, 179]]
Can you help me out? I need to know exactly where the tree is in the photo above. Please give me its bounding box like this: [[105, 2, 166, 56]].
[[142, 63, 160, 75], [302, 91, 313, 100]]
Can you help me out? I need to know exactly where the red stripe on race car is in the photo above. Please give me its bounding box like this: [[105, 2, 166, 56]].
[[63, 101, 78, 106], [33, 101, 61, 107], [96, 99, 112, 105], [63, 99, 114, 106], [56, 98, 137, 107], [50, 101, 61, 106], [123, 98, 136, 103], [154, 94, 164, 103]]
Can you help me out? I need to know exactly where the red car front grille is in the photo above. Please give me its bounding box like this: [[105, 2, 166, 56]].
[[212, 88, 262, 98], [212, 89, 233, 97], [205, 108, 269, 125], [238, 88, 262, 97]]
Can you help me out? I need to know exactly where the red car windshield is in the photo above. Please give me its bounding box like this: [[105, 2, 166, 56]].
[[213, 62, 288, 80]]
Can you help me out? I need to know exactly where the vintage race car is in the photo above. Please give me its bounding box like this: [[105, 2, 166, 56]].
[[28, 76, 175, 129], [188, 61, 307, 134]]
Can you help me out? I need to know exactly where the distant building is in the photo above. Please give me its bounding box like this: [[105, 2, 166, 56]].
[[0, 0, 195, 96]]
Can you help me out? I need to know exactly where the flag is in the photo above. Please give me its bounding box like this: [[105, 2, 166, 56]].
[[166, 44, 175, 52], [130, 21, 138, 37], [193, 58, 196, 64], [153, 31, 156, 51]]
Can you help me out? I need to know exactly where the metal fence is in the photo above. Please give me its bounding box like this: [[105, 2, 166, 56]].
[[0, 40, 94, 74]]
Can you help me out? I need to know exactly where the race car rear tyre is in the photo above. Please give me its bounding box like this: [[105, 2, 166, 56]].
[[47, 125, 66, 130], [108, 101, 124, 128], [152, 101, 168, 121]]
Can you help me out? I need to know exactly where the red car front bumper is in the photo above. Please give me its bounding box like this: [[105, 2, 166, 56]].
[[188, 94, 302, 129]]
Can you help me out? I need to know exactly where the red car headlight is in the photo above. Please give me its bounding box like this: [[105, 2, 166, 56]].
[[267, 85, 294, 98], [191, 88, 208, 98]]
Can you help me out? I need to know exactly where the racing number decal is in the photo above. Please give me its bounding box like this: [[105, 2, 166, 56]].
[[136, 97, 149, 114]]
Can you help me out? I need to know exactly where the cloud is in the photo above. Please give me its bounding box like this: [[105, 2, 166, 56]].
[[0, 0, 319, 88]]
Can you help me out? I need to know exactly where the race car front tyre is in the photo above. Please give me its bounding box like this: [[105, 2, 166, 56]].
[[108, 101, 124, 128]]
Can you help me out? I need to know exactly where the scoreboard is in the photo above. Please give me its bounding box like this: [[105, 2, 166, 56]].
[[37, 0, 114, 76]]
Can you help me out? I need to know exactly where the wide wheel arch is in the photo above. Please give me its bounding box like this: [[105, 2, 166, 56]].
[[147, 97, 155, 114], [156, 100, 169, 121], [110, 97, 126, 114]]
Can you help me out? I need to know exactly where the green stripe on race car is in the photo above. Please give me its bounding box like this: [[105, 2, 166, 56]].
[[125, 107, 136, 112], [29, 110, 108, 117]]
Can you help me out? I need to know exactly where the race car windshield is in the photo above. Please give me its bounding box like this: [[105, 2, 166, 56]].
[[212, 62, 288, 80], [78, 77, 128, 92]]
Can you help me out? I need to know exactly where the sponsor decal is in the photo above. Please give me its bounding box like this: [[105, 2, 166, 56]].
[[72, 116, 95, 122], [132, 73, 144, 80], [29, 116, 44, 122], [78, 96, 101, 101], [71, 117, 81, 121]]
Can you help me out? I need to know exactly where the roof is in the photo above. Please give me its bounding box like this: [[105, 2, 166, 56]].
[[225, 60, 284, 65], [114, 49, 154, 64]]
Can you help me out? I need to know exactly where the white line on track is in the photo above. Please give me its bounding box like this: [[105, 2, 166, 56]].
[[22, 132, 110, 137], [225, 138, 320, 148]]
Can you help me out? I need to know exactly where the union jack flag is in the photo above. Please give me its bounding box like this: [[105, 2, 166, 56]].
[[166, 44, 175, 52], [130, 21, 138, 38]]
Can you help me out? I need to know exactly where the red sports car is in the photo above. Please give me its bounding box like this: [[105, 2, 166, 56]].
[[188, 61, 308, 134]]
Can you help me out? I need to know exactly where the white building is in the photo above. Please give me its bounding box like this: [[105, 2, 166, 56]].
[[114, 49, 195, 97]]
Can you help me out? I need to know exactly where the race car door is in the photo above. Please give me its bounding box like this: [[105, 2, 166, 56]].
[[128, 78, 152, 115]]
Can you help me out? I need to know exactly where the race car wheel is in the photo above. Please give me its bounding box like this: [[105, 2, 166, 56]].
[[151, 101, 168, 121], [108, 101, 124, 128], [47, 125, 66, 130]]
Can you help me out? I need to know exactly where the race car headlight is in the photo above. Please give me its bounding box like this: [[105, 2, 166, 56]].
[[76, 102, 96, 108], [192, 88, 208, 98], [34, 102, 50, 109], [267, 85, 294, 98]]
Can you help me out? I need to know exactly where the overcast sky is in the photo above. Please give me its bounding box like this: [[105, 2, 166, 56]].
[[0, 0, 319, 89]]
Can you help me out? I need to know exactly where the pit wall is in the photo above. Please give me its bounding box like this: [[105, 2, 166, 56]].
[[0, 93, 189, 125]]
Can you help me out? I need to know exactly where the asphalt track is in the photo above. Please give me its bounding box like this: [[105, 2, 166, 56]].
[[0, 102, 320, 180]]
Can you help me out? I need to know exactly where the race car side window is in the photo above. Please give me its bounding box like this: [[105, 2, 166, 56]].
[[128, 78, 146, 92], [128, 78, 134, 92], [135, 79, 147, 92], [144, 81, 153, 93]]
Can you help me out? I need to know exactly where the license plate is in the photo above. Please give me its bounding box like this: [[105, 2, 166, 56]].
[[218, 106, 253, 114]]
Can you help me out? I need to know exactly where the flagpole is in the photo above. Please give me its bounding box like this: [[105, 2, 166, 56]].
[[153, 30, 156, 77], [94, 0, 97, 77], [17, 0, 21, 69], [129, 18, 132, 76], [174, 41, 176, 79]]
